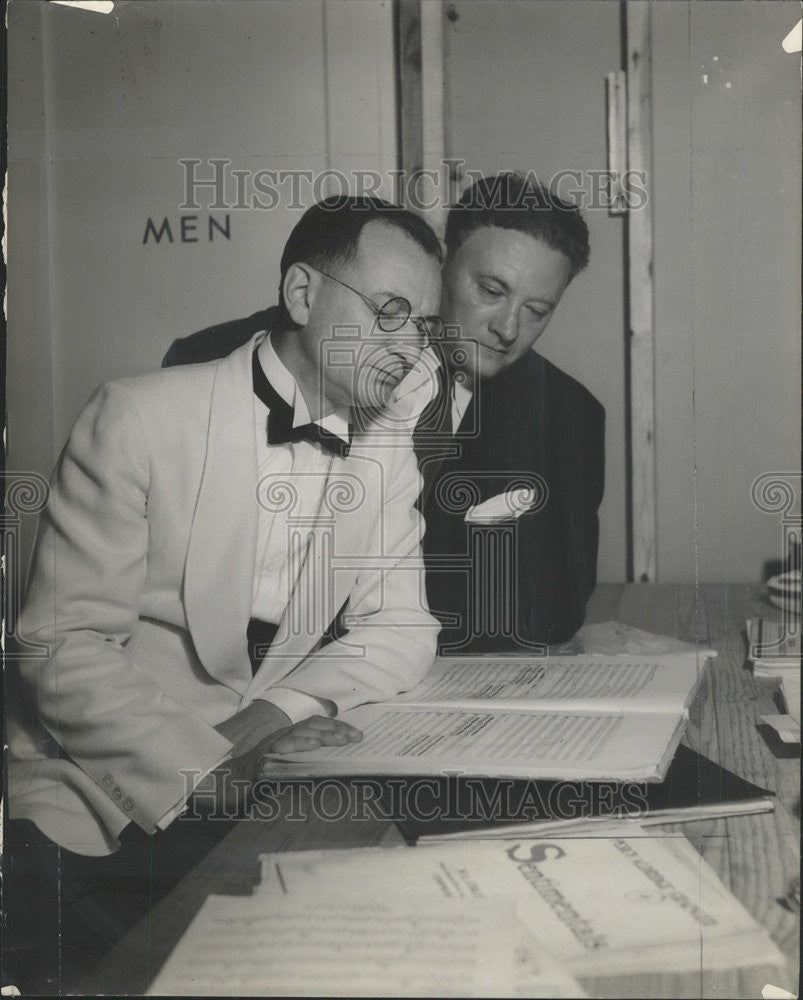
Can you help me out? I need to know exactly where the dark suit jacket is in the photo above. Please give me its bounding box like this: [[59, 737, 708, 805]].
[[162, 309, 277, 367], [419, 350, 604, 653], [164, 317, 605, 653]]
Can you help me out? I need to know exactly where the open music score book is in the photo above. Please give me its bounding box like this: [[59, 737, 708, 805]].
[[264, 651, 713, 782]]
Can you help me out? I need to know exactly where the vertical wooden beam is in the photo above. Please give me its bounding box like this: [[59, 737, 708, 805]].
[[323, 1, 397, 203], [394, 0, 446, 230], [420, 0, 446, 233], [626, 2, 657, 582], [40, 2, 62, 463], [395, 0, 423, 205], [606, 70, 628, 216]]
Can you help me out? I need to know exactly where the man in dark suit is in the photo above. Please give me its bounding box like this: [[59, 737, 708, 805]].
[[416, 174, 603, 652], [164, 173, 604, 654]]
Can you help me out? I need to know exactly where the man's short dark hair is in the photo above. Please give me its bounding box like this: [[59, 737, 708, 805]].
[[444, 173, 590, 280], [278, 195, 442, 319]]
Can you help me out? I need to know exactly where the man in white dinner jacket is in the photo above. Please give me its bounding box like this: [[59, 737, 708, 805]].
[[165, 175, 605, 656], [5, 196, 443, 992]]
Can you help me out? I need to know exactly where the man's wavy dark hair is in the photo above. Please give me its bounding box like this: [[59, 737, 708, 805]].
[[445, 173, 590, 280], [278, 195, 442, 320]]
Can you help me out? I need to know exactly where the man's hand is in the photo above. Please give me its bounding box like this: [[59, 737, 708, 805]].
[[194, 716, 363, 815], [214, 700, 292, 757], [230, 716, 362, 787], [258, 715, 363, 759]]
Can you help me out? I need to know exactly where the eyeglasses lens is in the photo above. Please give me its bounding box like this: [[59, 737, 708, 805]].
[[377, 297, 411, 332], [423, 317, 444, 342], [374, 293, 443, 346]]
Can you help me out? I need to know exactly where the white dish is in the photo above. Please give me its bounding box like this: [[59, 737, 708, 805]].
[[767, 571, 801, 615]]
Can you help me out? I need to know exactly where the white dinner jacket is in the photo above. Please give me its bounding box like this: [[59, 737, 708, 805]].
[[8, 334, 437, 855]]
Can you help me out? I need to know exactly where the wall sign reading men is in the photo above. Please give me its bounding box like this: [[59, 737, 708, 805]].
[[143, 213, 231, 244]]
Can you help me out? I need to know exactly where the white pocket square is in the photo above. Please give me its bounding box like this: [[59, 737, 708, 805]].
[[464, 488, 537, 524]]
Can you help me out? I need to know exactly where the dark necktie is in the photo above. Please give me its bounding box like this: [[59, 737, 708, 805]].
[[246, 618, 279, 674], [413, 359, 453, 439], [413, 359, 454, 508], [252, 349, 352, 458]]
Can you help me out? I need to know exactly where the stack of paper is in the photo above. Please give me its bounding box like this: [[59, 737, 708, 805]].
[[748, 619, 801, 678], [147, 896, 583, 997], [258, 837, 783, 979], [148, 836, 782, 995], [148, 836, 783, 995], [749, 619, 801, 743]]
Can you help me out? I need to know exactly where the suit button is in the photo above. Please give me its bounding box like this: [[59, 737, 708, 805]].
[[102, 775, 113, 786], [112, 787, 122, 800], [123, 798, 134, 811]]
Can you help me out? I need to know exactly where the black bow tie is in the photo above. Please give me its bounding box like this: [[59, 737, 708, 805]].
[[252, 350, 352, 458]]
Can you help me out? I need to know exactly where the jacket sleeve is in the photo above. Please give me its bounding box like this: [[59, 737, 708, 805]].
[[515, 391, 605, 646], [580, 397, 605, 599], [259, 439, 439, 713], [16, 382, 232, 834]]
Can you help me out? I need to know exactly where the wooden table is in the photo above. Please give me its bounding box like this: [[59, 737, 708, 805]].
[[79, 583, 800, 998]]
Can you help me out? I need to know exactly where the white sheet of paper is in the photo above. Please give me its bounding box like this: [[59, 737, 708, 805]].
[[146, 896, 583, 998], [416, 799, 774, 843], [258, 837, 783, 977], [576, 621, 714, 657]]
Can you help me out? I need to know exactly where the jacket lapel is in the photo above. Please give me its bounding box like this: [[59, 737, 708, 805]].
[[184, 336, 261, 690]]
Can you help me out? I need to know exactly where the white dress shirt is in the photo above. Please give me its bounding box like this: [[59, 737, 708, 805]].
[[251, 334, 350, 723], [451, 376, 473, 432]]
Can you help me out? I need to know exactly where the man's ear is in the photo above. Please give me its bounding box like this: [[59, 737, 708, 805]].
[[282, 263, 317, 326]]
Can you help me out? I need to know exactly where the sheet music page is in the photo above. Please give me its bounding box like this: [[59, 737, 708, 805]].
[[258, 837, 782, 977], [266, 703, 686, 781], [146, 896, 583, 997], [392, 653, 704, 711]]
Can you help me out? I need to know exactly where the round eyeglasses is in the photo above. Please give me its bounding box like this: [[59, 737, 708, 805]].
[[313, 267, 444, 347]]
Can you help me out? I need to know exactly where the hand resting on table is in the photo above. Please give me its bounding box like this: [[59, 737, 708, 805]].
[[191, 708, 363, 814]]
